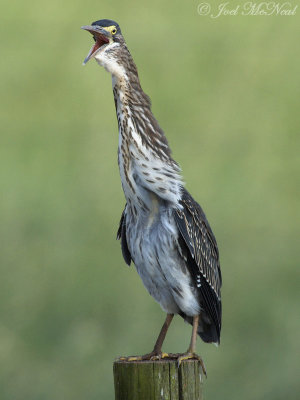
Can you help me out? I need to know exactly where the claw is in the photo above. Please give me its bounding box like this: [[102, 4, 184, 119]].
[[116, 355, 143, 362], [116, 351, 170, 362], [116, 351, 207, 377], [177, 352, 207, 377], [127, 356, 143, 361], [149, 355, 160, 361]]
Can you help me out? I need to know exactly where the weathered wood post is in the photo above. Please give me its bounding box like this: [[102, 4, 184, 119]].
[[113, 359, 204, 400]]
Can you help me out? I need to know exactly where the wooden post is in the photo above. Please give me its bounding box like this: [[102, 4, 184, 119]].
[[113, 360, 204, 400]]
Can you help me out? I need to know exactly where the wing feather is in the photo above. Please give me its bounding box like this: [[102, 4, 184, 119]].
[[174, 188, 222, 340], [117, 205, 132, 266]]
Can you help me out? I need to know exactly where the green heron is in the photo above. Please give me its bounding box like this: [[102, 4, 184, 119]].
[[82, 19, 222, 373]]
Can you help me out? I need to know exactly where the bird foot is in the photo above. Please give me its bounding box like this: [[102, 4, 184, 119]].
[[166, 352, 207, 377], [117, 351, 206, 376], [117, 351, 170, 362]]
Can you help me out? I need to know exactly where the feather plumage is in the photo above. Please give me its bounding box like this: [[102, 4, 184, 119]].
[[117, 206, 132, 266], [174, 188, 222, 343]]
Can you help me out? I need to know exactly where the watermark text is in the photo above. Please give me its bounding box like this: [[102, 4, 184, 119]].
[[197, 2, 298, 17]]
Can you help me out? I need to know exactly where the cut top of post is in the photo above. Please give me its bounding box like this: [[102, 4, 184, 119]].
[[113, 359, 204, 400]]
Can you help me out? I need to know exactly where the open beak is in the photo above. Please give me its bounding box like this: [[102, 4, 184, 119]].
[[81, 25, 110, 65]]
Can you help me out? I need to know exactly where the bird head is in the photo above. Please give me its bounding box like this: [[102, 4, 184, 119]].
[[82, 19, 128, 79]]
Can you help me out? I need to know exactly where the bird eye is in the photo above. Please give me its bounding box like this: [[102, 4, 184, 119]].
[[111, 28, 117, 35]]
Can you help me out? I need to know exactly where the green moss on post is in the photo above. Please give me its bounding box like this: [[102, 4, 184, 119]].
[[113, 360, 204, 400]]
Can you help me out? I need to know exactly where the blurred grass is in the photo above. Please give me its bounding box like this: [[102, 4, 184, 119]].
[[0, 0, 299, 399]]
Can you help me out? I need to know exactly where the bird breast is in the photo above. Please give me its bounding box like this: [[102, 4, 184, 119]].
[[125, 203, 201, 316]]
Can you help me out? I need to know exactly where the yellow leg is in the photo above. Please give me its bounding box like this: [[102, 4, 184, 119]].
[[173, 315, 207, 376], [117, 314, 206, 376], [117, 314, 174, 362]]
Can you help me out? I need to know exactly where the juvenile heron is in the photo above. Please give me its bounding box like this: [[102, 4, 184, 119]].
[[82, 19, 222, 372]]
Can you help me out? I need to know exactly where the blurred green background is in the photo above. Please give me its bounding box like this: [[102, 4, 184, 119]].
[[1, 0, 299, 399]]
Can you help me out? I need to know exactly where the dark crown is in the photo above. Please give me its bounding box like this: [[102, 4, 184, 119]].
[[92, 19, 122, 35]]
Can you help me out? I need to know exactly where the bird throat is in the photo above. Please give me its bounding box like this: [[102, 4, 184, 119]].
[[112, 78, 183, 214]]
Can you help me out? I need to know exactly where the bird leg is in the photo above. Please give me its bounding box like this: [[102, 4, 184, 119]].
[[117, 313, 174, 362], [175, 315, 207, 376], [117, 314, 206, 376], [150, 313, 174, 358]]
